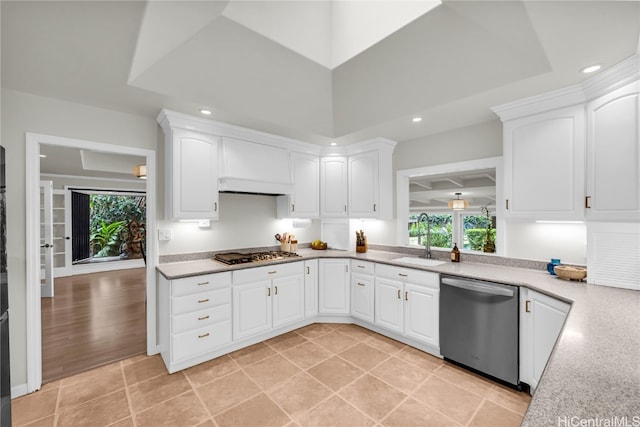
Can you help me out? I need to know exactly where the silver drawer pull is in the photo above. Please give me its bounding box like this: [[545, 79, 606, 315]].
[[198, 315, 210, 321], [357, 265, 365, 269], [198, 298, 210, 303], [197, 281, 210, 286], [356, 282, 366, 287], [398, 273, 408, 277], [198, 333, 210, 339], [268, 271, 277, 275]]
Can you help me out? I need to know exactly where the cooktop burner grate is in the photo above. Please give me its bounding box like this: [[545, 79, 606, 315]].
[[214, 251, 300, 265]]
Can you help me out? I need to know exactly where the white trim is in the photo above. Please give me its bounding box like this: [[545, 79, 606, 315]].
[[72, 259, 145, 275], [11, 383, 28, 399], [396, 157, 504, 256], [25, 133, 158, 394], [40, 172, 145, 185]]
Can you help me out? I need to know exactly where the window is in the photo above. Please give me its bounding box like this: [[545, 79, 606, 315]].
[[461, 212, 496, 252], [408, 213, 452, 249]]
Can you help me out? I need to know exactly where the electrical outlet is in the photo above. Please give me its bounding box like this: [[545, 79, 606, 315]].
[[158, 229, 172, 241]]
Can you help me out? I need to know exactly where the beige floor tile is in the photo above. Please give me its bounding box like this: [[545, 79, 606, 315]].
[[128, 371, 192, 413], [244, 354, 301, 390], [313, 331, 358, 353], [196, 370, 261, 415], [412, 375, 483, 425], [307, 356, 364, 391], [228, 342, 277, 367], [294, 323, 336, 340], [122, 355, 167, 386], [270, 373, 332, 419], [121, 353, 149, 366], [282, 341, 332, 369], [336, 324, 378, 341], [183, 355, 239, 387], [195, 421, 216, 427], [339, 342, 390, 371], [435, 363, 495, 397], [38, 381, 60, 392], [382, 398, 461, 427], [339, 374, 407, 421], [298, 395, 375, 427], [370, 356, 431, 394], [215, 393, 291, 427], [21, 415, 55, 427], [395, 346, 443, 372], [107, 417, 135, 427], [468, 400, 524, 427], [487, 384, 531, 415], [366, 334, 407, 354], [134, 391, 210, 427], [11, 388, 58, 426], [266, 331, 309, 352], [58, 365, 124, 408], [57, 390, 130, 427], [59, 360, 122, 387]]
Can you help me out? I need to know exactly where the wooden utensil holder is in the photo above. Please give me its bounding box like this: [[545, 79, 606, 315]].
[[356, 238, 367, 253]]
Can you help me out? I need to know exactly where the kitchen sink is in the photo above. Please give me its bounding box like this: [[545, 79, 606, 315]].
[[391, 257, 446, 267]]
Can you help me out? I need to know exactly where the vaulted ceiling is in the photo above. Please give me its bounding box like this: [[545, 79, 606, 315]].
[[2, 1, 639, 146]]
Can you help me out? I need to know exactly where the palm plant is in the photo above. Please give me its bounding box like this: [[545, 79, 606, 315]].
[[90, 220, 126, 257]]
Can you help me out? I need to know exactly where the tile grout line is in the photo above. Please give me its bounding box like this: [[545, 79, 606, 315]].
[[121, 360, 139, 427], [183, 366, 220, 427]]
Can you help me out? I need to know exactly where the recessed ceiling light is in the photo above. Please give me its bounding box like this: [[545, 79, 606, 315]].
[[199, 109, 212, 115], [581, 64, 601, 74], [330, 142, 337, 146], [39, 154, 47, 158], [412, 117, 422, 123]]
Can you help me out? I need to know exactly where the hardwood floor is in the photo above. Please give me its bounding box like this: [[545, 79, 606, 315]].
[[41, 268, 147, 383]]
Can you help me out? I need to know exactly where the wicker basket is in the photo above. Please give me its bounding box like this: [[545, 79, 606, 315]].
[[554, 265, 587, 281]]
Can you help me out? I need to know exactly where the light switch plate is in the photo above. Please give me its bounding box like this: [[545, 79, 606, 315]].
[[158, 229, 172, 241]]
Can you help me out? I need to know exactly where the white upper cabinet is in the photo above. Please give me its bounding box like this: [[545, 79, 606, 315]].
[[277, 152, 319, 218], [320, 157, 349, 217], [166, 128, 220, 221], [349, 151, 379, 218], [586, 80, 640, 221], [503, 105, 585, 220]]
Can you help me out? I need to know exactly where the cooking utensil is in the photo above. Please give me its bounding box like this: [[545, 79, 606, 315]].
[[275, 233, 281, 242]]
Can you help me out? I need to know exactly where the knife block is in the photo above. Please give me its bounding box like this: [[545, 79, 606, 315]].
[[356, 237, 368, 253]]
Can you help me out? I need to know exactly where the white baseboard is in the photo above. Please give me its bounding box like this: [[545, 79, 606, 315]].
[[72, 259, 145, 275], [12, 383, 28, 399]]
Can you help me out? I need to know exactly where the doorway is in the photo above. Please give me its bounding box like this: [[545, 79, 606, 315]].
[[26, 133, 157, 392]]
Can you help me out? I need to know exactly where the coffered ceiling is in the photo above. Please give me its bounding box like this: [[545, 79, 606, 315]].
[[2, 1, 639, 146]]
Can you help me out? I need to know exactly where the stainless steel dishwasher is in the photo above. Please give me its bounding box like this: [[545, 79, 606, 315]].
[[439, 275, 520, 388]]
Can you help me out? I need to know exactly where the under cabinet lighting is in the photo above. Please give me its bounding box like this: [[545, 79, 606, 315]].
[[412, 117, 422, 123], [199, 109, 212, 115], [330, 142, 337, 146], [536, 220, 585, 224], [581, 64, 601, 74]]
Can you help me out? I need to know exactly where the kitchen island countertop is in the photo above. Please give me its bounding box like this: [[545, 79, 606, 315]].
[[156, 249, 640, 426]]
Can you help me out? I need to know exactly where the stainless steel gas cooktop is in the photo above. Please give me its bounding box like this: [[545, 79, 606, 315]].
[[214, 251, 300, 265]]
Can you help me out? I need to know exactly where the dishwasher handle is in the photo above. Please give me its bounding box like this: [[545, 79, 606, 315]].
[[441, 277, 514, 297]]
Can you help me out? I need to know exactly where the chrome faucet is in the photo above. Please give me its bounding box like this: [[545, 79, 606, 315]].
[[417, 212, 432, 259]]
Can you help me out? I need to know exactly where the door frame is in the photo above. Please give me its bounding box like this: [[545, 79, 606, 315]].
[[25, 132, 157, 393]]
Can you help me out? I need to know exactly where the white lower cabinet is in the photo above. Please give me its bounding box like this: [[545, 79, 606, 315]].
[[304, 259, 318, 318], [319, 258, 350, 315], [233, 262, 304, 341], [350, 260, 375, 323], [519, 288, 570, 392], [158, 271, 232, 372], [374, 264, 440, 347]]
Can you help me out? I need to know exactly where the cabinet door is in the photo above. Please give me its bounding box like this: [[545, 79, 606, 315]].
[[291, 153, 320, 218], [318, 259, 350, 314], [586, 80, 640, 221], [272, 274, 305, 329], [168, 129, 219, 220], [320, 157, 348, 217], [232, 280, 272, 341], [503, 105, 585, 220], [374, 277, 403, 334], [520, 288, 569, 391], [351, 273, 374, 323], [304, 259, 318, 318], [404, 283, 439, 347], [349, 151, 379, 218]]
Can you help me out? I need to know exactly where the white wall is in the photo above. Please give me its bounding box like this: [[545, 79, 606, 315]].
[[505, 221, 587, 265], [1, 89, 158, 391]]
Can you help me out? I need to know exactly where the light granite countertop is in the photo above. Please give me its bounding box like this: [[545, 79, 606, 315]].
[[156, 249, 640, 426]]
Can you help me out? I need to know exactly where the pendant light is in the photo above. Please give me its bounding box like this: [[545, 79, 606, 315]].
[[133, 164, 147, 179], [448, 192, 468, 210]]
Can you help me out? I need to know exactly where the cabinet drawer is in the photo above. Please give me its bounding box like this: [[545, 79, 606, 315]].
[[351, 260, 375, 275], [172, 321, 231, 362], [233, 262, 303, 285], [172, 272, 231, 297], [172, 288, 230, 315], [376, 264, 439, 288], [172, 304, 230, 334]]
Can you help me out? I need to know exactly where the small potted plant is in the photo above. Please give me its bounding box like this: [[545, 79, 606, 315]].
[[481, 205, 496, 253]]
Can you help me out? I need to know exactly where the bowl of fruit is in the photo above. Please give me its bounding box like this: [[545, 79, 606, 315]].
[[311, 240, 328, 250]]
